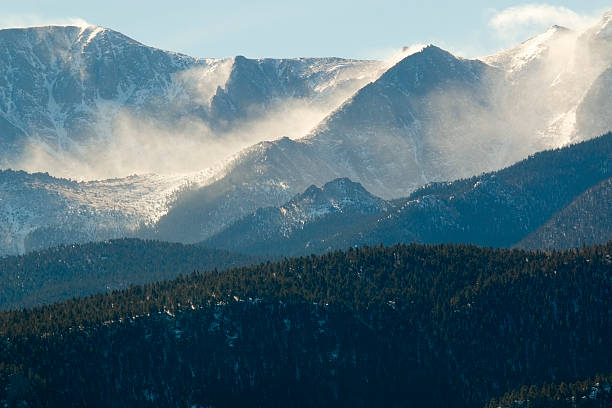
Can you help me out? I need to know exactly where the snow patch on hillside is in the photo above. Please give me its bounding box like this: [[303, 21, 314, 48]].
[[0, 169, 216, 256]]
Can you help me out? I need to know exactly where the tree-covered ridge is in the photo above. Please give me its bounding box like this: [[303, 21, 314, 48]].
[[327, 130, 612, 248], [516, 177, 612, 250], [0, 242, 610, 407], [201, 177, 389, 256], [486, 375, 612, 408], [3, 133, 609, 312], [0, 238, 260, 310], [203, 132, 612, 255]]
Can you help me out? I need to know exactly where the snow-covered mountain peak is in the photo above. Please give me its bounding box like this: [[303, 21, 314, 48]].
[[384, 45, 488, 85], [0, 24, 386, 180], [281, 177, 388, 226], [581, 10, 612, 46], [0, 24, 134, 52], [400, 44, 452, 63], [481, 25, 574, 74], [382, 44, 427, 68], [596, 10, 612, 35], [298, 177, 381, 205], [302, 43, 485, 130]]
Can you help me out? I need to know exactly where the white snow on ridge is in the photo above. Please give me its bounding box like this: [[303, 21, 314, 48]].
[[2, 11, 612, 255], [481, 25, 574, 74], [74, 170, 216, 223], [594, 10, 612, 38], [0, 169, 216, 256], [87, 27, 104, 47], [175, 58, 233, 107]]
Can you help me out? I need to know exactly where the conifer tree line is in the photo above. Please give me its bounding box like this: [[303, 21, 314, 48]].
[[486, 374, 612, 408], [0, 239, 260, 310], [0, 242, 610, 407]]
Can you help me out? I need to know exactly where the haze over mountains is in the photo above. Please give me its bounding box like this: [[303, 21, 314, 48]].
[[0, 11, 611, 255], [0, 11, 611, 407], [201, 133, 611, 256], [0, 24, 385, 178]]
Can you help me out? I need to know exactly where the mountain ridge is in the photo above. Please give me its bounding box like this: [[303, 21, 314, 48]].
[[0, 24, 383, 178], [1, 13, 612, 255], [201, 178, 389, 255], [0, 238, 261, 310], [516, 177, 612, 250], [155, 44, 508, 243], [203, 132, 612, 255]]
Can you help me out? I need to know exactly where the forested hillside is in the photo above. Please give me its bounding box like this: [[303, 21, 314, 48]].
[[370, 131, 611, 248], [1, 242, 610, 407], [485, 375, 612, 408], [202, 177, 389, 256], [0, 239, 260, 310], [204, 132, 612, 255], [517, 178, 612, 250]]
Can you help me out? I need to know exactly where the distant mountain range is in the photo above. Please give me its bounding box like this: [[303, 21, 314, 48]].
[[0, 11, 611, 256], [0, 25, 382, 174], [202, 133, 611, 256], [1, 14, 611, 408], [156, 11, 612, 244], [9, 128, 609, 308]]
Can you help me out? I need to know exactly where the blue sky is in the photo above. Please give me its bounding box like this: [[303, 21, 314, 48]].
[[1, 1, 610, 59]]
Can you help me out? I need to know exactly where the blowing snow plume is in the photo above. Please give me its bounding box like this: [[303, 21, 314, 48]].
[[481, 10, 612, 146], [425, 14, 612, 177], [0, 31, 385, 180], [14, 96, 362, 180], [3, 13, 612, 182]]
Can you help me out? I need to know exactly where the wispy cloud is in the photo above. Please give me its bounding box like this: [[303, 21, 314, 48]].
[[0, 14, 89, 29], [489, 4, 598, 43]]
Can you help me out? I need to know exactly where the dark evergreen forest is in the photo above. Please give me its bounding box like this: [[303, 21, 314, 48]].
[[1, 242, 610, 407], [0, 239, 260, 310]]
